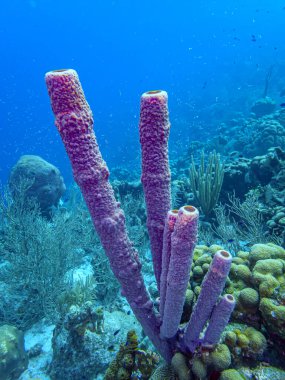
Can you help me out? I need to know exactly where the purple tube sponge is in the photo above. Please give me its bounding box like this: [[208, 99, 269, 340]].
[[139, 90, 171, 290], [159, 209, 178, 320], [203, 294, 236, 346], [45, 69, 171, 361], [183, 250, 232, 352], [160, 206, 199, 339]]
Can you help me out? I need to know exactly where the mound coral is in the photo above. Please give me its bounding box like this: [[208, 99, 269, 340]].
[[9, 155, 66, 218], [0, 324, 28, 380], [191, 343, 231, 379], [225, 325, 267, 359], [226, 243, 285, 343]]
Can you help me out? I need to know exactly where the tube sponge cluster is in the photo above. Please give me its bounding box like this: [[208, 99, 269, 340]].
[[45, 69, 171, 361], [45, 69, 235, 361]]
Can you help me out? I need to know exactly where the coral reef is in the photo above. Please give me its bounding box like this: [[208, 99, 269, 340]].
[[223, 155, 251, 199], [104, 330, 159, 380], [218, 109, 285, 157], [225, 243, 285, 369], [224, 324, 267, 361], [239, 365, 285, 379], [49, 302, 107, 379], [174, 243, 285, 377], [196, 146, 285, 240]]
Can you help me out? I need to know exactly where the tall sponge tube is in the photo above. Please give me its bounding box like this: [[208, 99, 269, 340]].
[[183, 250, 232, 352], [139, 90, 172, 291], [160, 206, 199, 339]]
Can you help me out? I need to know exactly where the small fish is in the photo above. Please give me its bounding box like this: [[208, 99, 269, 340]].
[[280, 103, 285, 107], [113, 329, 121, 336], [227, 239, 235, 243], [127, 310, 131, 315], [131, 371, 143, 380], [107, 345, 115, 351], [251, 34, 257, 42]]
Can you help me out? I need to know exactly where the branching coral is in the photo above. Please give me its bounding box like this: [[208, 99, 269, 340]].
[[189, 150, 224, 217]]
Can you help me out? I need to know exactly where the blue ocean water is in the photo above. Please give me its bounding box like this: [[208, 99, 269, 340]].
[[1, 0, 284, 184]]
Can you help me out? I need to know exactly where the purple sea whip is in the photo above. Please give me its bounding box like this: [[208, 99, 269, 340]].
[[45, 69, 235, 362]]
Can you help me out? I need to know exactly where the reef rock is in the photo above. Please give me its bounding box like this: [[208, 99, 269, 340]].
[[0, 324, 28, 380], [251, 97, 276, 118], [9, 155, 66, 217]]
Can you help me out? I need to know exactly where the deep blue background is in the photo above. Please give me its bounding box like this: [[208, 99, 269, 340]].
[[0, 0, 284, 184]]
